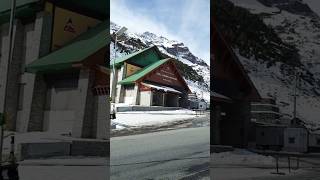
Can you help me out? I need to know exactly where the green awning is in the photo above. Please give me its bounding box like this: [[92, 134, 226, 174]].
[[26, 21, 109, 73], [110, 45, 169, 68], [118, 58, 170, 85]]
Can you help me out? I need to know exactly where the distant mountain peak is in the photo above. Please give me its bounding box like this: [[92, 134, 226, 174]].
[[110, 21, 210, 101]]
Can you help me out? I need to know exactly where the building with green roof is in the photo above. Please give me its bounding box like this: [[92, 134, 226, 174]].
[[111, 46, 190, 107], [0, 0, 109, 140]]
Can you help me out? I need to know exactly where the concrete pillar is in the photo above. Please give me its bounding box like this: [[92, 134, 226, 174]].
[[72, 69, 91, 138], [212, 105, 221, 145], [162, 93, 165, 107], [0, 23, 11, 117], [110, 68, 118, 103], [20, 12, 52, 132], [116, 66, 125, 103], [0, 20, 24, 131], [95, 95, 109, 139], [132, 84, 139, 105], [150, 91, 153, 106]]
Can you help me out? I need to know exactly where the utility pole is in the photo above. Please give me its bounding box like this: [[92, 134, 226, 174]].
[[293, 68, 300, 125], [293, 70, 297, 119], [111, 27, 127, 119], [0, 0, 16, 178]]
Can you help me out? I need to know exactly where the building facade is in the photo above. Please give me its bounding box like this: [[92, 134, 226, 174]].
[[110, 46, 190, 108], [211, 23, 261, 148], [0, 0, 109, 139]]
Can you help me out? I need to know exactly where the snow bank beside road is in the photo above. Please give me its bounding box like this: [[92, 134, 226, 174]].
[[211, 149, 275, 166], [112, 109, 205, 128]]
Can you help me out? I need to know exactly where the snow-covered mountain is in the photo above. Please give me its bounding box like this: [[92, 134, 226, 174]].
[[110, 22, 210, 101], [219, 0, 320, 129]]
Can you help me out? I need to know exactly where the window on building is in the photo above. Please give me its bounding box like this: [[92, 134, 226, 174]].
[[317, 138, 320, 145], [289, 137, 295, 144]]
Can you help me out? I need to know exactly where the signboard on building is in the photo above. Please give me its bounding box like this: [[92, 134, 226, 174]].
[[139, 84, 151, 91], [126, 63, 141, 77], [146, 63, 185, 88], [51, 6, 101, 50]]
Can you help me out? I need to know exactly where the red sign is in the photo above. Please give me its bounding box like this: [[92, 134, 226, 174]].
[[145, 63, 185, 88], [139, 84, 151, 91], [64, 18, 76, 33]]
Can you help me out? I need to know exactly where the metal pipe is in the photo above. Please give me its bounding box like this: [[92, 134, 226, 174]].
[[112, 35, 117, 103], [0, 0, 16, 168], [288, 156, 291, 173], [293, 69, 297, 121]]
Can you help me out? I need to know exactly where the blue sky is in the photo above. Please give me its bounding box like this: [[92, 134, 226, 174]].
[[110, 0, 210, 64]]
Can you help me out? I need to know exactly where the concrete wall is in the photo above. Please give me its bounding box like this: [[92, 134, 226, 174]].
[[20, 142, 71, 160], [0, 11, 107, 140], [140, 91, 152, 106], [0, 20, 24, 131], [71, 140, 109, 157], [283, 128, 308, 152], [19, 140, 109, 160], [255, 126, 284, 149], [218, 100, 251, 148], [309, 133, 320, 148], [43, 85, 79, 134], [123, 85, 135, 104], [27, 12, 53, 132], [95, 95, 109, 139], [73, 69, 93, 138], [116, 66, 125, 103], [0, 12, 52, 132]]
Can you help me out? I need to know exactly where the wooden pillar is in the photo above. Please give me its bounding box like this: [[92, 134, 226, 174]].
[[212, 104, 222, 145], [162, 93, 165, 107]]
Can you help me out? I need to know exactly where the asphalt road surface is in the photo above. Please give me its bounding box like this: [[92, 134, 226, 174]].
[[110, 126, 210, 179], [210, 156, 320, 180]]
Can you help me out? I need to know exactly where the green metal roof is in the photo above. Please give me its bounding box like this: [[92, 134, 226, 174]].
[[0, 0, 41, 25], [118, 58, 170, 85], [26, 21, 109, 73], [111, 46, 168, 68]]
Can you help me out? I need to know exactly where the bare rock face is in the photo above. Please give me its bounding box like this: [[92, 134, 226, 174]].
[[257, 0, 315, 16]]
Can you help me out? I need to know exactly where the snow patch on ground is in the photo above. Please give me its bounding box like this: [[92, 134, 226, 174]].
[[112, 109, 203, 128]]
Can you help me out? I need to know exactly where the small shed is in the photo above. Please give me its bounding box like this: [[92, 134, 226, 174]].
[[255, 123, 285, 151], [309, 130, 320, 152], [198, 99, 207, 110], [283, 127, 308, 153]]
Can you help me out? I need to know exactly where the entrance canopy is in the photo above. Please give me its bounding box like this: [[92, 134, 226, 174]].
[[141, 82, 182, 94], [118, 58, 170, 85]]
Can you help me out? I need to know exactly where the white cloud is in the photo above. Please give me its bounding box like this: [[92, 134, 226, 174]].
[[110, 0, 210, 64]]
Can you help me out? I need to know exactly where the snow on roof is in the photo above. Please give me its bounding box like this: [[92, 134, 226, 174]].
[[142, 82, 182, 94]]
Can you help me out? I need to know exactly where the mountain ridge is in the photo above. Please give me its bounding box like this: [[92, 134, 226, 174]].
[[110, 21, 210, 101], [223, 0, 320, 128]]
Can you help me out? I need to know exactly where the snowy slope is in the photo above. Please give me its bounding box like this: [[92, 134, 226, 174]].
[[228, 0, 320, 128], [110, 22, 210, 102]]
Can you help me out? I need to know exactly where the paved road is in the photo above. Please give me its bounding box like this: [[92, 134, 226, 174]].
[[110, 127, 210, 179], [210, 156, 320, 180]]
